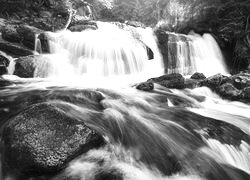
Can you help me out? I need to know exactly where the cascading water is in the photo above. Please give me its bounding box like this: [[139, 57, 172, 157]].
[[33, 22, 164, 82], [0, 20, 250, 180], [165, 31, 228, 76], [0, 82, 250, 180]]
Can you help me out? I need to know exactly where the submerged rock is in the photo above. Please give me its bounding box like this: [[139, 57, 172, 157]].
[[2, 102, 104, 178], [136, 82, 154, 91]]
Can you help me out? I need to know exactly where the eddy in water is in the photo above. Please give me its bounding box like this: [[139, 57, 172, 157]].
[[0, 20, 249, 180]]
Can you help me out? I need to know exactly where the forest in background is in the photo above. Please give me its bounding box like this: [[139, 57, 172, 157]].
[[0, 0, 250, 72]]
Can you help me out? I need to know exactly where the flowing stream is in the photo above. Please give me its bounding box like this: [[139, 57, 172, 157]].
[[0, 22, 249, 180]]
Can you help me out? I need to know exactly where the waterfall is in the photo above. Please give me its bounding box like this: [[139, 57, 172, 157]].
[[165, 32, 228, 76], [34, 22, 164, 82], [1, 20, 250, 180]]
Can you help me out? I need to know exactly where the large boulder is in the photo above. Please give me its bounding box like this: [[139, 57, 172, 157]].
[[16, 25, 44, 49], [13, 55, 38, 78], [0, 41, 34, 57], [2, 102, 104, 178], [1, 24, 22, 43]]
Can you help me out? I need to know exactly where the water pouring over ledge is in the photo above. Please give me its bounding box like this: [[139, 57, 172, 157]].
[[32, 22, 164, 85], [1, 21, 250, 180], [31, 23, 229, 84], [160, 31, 228, 77]]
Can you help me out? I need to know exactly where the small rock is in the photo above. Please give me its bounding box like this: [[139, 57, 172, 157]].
[[184, 78, 199, 89], [146, 46, 154, 60], [148, 73, 185, 89], [125, 20, 146, 28], [241, 87, 250, 99], [136, 82, 154, 91], [232, 73, 250, 89], [191, 72, 206, 80]]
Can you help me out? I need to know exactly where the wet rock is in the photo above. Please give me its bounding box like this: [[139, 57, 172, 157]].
[[184, 78, 199, 89], [218, 83, 241, 100], [1, 24, 22, 43], [232, 73, 250, 89], [0, 54, 10, 67], [2, 102, 104, 178], [0, 41, 34, 57], [69, 20, 98, 32], [148, 73, 185, 89], [13, 55, 38, 78], [37, 32, 52, 53], [125, 20, 146, 28], [191, 72, 206, 80], [146, 46, 154, 60], [69, 24, 97, 32], [136, 82, 154, 91], [241, 87, 250, 99], [200, 73, 225, 90], [154, 29, 169, 72], [16, 25, 44, 49], [0, 65, 7, 75]]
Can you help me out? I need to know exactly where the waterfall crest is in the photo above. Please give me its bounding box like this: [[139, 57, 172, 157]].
[[34, 22, 164, 80], [164, 32, 228, 76]]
